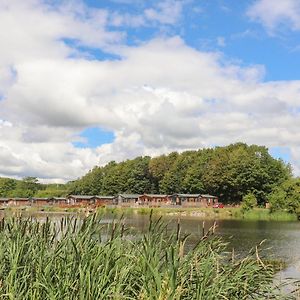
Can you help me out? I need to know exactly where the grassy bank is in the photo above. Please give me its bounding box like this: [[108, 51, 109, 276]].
[[1, 206, 298, 221], [100, 207, 299, 222], [0, 214, 293, 299]]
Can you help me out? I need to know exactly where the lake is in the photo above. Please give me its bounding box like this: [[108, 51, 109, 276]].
[[1, 210, 300, 280], [117, 213, 300, 280]]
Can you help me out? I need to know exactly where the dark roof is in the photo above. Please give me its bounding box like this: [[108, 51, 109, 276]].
[[172, 194, 201, 198], [201, 194, 218, 198], [119, 194, 140, 199], [142, 194, 168, 198], [68, 195, 95, 199]]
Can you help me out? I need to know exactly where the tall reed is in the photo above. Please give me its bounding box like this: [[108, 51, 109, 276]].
[[0, 213, 294, 299]]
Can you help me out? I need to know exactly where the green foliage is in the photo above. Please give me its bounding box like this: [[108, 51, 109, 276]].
[[269, 178, 300, 213], [67, 143, 291, 204], [68, 166, 104, 195], [7, 177, 40, 198], [149, 152, 178, 192], [202, 144, 291, 204], [241, 193, 257, 211], [0, 178, 17, 197], [34, 184, 68, 197], [159, 151, 196, 193], [0, 215, 287, 299], [0, 143, 292, 209]]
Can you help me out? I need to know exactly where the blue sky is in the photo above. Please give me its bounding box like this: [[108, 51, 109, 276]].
[[73, 127, 115, 148], [81, 0, 300, 81], [75, 0, 300, 155], [0, 0, 300, 181]]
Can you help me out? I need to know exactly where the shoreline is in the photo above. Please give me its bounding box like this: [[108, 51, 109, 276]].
[[0, 206, 298, 221]]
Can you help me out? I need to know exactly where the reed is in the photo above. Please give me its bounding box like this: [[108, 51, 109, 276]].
[[0, 213, 294, 299]]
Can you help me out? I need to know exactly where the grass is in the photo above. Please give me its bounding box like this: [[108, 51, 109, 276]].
[[0, 213, 296, 299], [99, 206, 299, 221], [2, 205, 298, 221], [240, 209, 298, 221]]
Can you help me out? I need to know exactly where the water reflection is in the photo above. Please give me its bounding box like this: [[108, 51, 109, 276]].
[[116, 213, 300, 279], [1, 211, 299, 279]]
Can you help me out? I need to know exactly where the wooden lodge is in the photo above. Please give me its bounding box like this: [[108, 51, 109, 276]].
[[94, 196, 114, 207], [67, 195, 95, 206], [0, 193, 219, 208], [115, 194, 139, 206], [8, 198, 31, 206], [49, 197, 67, 205], [200, 194, 218, 206], [138, 194, 170, 206], [171, 194, 218, 207], [0, 198, 9, 206], [31, 197, 51, 206]]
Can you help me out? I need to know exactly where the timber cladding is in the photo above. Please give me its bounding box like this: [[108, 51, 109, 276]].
[[0, 193, 218, 208]]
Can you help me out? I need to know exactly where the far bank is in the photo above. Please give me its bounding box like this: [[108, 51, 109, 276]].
[[1, 206, 298, 222]]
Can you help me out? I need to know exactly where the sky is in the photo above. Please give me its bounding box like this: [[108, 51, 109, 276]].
[[0, 0, 300, 183]]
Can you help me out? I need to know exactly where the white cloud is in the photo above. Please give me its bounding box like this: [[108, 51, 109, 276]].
[[144, 0, 184, 25], [0, 0, 122, 65], [247, 0, 300, 33], [108, 0, 185, 28], [0, 1, 300, 182]]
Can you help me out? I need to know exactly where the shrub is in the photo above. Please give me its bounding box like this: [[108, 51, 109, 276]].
[[241, 193, 257, 211]]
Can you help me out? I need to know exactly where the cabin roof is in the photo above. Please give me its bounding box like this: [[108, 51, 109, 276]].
[[173, 194, 201, 198], [95, 195, 114, 199], [119, 194, 140, 199], [68, 195, 95, 199], [201, 194, 218, 198], [142, 194, 168, 198]]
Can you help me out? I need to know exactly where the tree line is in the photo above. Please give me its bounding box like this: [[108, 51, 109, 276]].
[[1, 143, 299, 212]]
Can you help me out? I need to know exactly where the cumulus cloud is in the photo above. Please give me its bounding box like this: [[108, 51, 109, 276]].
[[109, 0, 185, 27], [0, 1, 300, 182], [247, 0, 300, 33]]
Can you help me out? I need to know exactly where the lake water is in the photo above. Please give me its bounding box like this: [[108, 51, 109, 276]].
[[117, 213, 300, 280], [1, 211, 300, 280]]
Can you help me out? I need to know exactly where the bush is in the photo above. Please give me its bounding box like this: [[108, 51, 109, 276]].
[[241, 193, 257, 211], [269, 178, 300, 214]]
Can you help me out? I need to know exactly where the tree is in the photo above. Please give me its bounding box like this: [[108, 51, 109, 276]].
[[159, 151, 197, 194], [34, 184, 68, 197], [241, 193, 257, 211], [268, 178, 300, 213], [149, 152, 178, 193], [182, 149, 212, 193], [202, 143, 291, 204], [0, 178, 17, 197], [63, 142, 292, 210], [8, 177, 40, 198]]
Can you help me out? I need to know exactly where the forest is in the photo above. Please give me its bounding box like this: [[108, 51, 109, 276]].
[[0, 143, 299, 212]]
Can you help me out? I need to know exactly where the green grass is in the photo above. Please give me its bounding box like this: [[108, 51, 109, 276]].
[[0, 213, 295, 299], [99, 206, 298, 221], [2, 205, 298, 221], [241, 209, 297, 221]]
